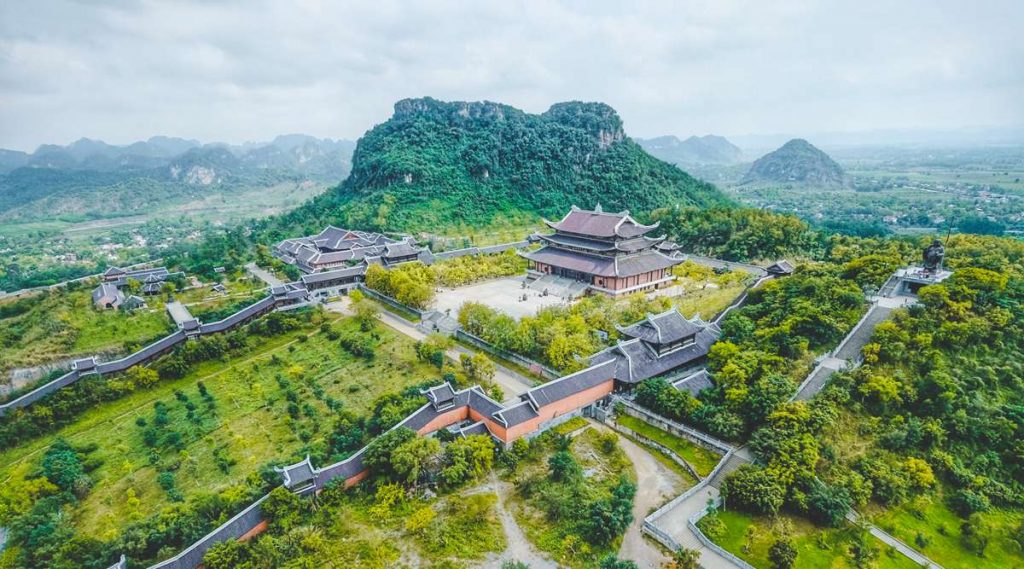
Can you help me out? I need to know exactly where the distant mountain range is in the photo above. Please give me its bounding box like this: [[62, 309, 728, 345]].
[[0, 135, 355, 178], [0, 135, 355, 221], [741, 138, 848, 187], [636, 135, 743, 165]]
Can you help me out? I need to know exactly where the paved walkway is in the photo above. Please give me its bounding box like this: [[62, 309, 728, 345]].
[[245, 263, 285, 288], [591, 423, 682, 568], [793, 299, 904, 401]]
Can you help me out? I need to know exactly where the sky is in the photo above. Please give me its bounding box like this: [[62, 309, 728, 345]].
[[1, 0, 1022, 151]]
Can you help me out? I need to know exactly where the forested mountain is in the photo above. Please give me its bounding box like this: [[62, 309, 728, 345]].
[[283, 97, 730, 233], [742, 138, 848, 187], [637, 134, 742, 165], [0, 136, 355, 221]]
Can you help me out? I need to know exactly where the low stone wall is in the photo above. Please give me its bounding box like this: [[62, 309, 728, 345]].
[[0, 291, 306, 418], [612, 396, 733, 456], [688, 498, 757, 569], [357, 285, 424, 319], [607, 420, 703, 481]]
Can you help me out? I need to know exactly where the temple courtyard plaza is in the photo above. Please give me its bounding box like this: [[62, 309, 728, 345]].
[[432, 275, 571, 319]]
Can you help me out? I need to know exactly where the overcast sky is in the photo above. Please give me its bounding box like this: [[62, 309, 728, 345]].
[[1, 0, 1022, 151]]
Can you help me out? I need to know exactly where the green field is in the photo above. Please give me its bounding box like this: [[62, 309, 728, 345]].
[[615, 413, 721, 477], [698, 508, 919, 569], [868, 489, 1024, 569], [0, 287, 174, 372], [0, 312, 443, 540]]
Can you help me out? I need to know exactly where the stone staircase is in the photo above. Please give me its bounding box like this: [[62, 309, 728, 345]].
[[708, 449, 752, 489], [527, 274, 589, 299], [835, 305, 893, 361]]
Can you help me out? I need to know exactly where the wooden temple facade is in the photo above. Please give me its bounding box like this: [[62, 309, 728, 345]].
[[523, 205, 683, 295]]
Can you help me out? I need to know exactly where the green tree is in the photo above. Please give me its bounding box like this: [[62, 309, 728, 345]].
[[768, 537, 797, 569], [390, 436, 441, 485]]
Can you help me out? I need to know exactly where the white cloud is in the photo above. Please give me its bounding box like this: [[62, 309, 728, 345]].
[[0, 0, 1021, 150]]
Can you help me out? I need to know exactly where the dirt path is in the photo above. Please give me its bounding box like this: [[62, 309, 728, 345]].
[[481, 473, 557, 569], [591, 422, 683, 568]]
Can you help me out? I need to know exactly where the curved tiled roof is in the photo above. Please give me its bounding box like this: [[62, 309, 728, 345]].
[[543, 205, 659, 239], [616, 309, 702, 345]]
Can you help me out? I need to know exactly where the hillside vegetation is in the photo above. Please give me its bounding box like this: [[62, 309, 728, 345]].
[[272, 97, 730, 234]]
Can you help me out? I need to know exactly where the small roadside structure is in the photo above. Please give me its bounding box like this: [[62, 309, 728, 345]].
[[275, 456, 319, 494], [766, 260, 795, 276], [92, 282, 125, 310]]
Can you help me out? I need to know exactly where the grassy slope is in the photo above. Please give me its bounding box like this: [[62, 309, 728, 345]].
[[0, 314, 442, 540], [868, 488, 1024, 568], [0, 288, 173, 370], [615, 414, 721, 477], [700, 509, 919, 569], [0, 276, 268, 373]]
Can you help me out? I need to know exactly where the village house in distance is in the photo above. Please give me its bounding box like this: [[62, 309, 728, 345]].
[[273, 226, 431, 273], [524, 205, 683, 296]]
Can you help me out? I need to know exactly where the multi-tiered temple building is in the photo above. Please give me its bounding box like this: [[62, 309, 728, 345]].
[[523, 205, 683, 296], [274, 226, 430, 273]]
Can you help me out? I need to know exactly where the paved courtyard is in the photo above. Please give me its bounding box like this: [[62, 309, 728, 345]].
[[432, 276, 571, 320]]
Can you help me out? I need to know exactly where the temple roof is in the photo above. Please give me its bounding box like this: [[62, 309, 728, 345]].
[[592, 318, 720, 384], [671, 369, 714, 396], [543, 205, 659, 239], [423, 382, 457, 410], [275, 456, 317, 489], [616, 309, 702, 345], [523, 246, 680, 278], [766, 260, 795, 275]]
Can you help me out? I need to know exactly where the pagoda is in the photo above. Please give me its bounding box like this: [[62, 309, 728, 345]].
[[523, 205, 682, 295]]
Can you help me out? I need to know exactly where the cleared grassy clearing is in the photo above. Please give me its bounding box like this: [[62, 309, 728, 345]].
[[699, 508, 919, 569], [868, 489, 1024, 569], [0, 313, 443, 541], [0, 286, 174, 371], [615, 413, 721, 477]]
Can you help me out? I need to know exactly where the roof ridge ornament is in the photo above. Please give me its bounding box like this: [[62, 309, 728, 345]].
[[594, 202, 603, 213]]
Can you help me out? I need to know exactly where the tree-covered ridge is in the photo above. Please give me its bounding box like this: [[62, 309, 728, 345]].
[[285, 97, 730, 233]]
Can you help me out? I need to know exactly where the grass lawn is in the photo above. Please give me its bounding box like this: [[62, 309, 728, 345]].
[[671, 278, 748, 321], [0, 313, 444, 541], [173, 277, 267, 320], [0, 286, 174, 371], [509, 428, 636, 568], [868, 489, 1024, 569], [699, 508, 920, 569], [615, 413, 721, 477], [236, 483, 506, 568]]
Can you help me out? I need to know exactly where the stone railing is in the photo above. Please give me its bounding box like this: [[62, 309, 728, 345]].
[[712, 274, 773, 325], [612, 396, 734, 455], [688, 498, 757, 569], [606, 420, 703, 481]]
